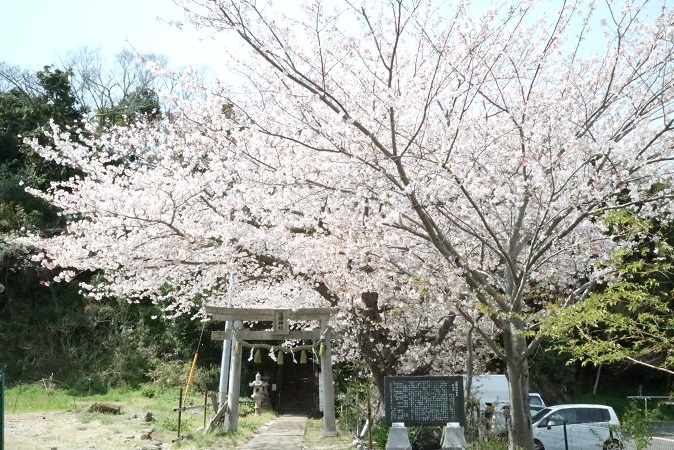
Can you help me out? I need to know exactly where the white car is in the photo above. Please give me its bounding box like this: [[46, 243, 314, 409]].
[[530, 393, 546, 406], [532, 404, 622, 450]]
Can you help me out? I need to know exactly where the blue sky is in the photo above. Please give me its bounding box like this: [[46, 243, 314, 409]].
[[3, 0, 668, 77], [2, 0, 225, 72]]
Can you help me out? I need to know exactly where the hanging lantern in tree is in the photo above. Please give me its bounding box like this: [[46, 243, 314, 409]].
[[300, 350, 307, 364]]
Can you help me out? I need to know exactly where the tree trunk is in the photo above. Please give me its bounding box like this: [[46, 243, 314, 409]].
[[465, 324, 475, 429], [593, 364, 602, 395], [503, 325, 534, 450], [369, 364, 386, 407]]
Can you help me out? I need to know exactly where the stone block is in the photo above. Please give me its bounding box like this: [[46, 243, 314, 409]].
[[385, 423, 411, 450]]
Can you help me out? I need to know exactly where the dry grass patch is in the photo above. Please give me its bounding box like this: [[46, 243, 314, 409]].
[[302, 418, 357, 449]]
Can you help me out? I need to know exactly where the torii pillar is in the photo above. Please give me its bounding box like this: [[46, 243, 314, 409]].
[[320, 317, 337, 436], [205, 306, 337, 436]]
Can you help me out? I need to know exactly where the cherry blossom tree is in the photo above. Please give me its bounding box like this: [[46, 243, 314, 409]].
[[23, 73, 484, 403], [24, 0, 674, 448], [169, 0, 674, 447]]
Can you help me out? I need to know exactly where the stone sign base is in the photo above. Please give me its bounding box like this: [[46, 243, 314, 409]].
[[441, 422, 467, 449], [385, 422, 467, 450], [385, 423, 411, 450]]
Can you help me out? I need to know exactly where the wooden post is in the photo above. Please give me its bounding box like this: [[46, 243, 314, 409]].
[[177, 388, 183, 439], [320, 319, 337, 436], [203, 391, 209, 428], [1, 371, 4, 450], [368, 383, 373, 450]]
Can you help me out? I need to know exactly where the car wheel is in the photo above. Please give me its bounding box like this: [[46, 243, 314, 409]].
[[603, 439, 622, 450], [534, 439, 545, 450]]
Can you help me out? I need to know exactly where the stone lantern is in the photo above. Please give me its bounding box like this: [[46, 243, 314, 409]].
[[249, 372, 271, 415]]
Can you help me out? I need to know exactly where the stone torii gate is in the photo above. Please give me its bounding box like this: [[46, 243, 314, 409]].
[[205, 305, 337, 436]]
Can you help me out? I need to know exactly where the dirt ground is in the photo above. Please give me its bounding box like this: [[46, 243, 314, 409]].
[[4, 409, 170, 450], [4, 409, 356, 450]]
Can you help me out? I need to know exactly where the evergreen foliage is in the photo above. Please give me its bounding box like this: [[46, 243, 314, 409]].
[[0, 63, 214, 389], [543, 210, 674, 374]]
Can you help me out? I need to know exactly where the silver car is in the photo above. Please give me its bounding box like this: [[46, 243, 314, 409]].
[[532, 404, 622, 450]]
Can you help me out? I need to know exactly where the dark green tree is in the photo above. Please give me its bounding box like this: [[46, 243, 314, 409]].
[[0, 64, 88, 382], [0, 63, 207, 389], [96, 86, 161, 127], [542, 210, 674, 375]]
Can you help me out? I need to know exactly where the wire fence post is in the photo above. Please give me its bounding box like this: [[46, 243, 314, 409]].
[[203, 391, 209, 428], [177, 388, 183, 439], [1, 371, 4, 450], [368, 382, 372, 450]]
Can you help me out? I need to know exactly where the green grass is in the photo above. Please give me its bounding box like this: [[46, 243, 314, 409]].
[[4, 382, 174, 413], [4, 383, 280, 449]]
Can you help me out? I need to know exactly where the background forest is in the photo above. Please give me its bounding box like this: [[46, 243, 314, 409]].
[[0, 57, 224, 391]]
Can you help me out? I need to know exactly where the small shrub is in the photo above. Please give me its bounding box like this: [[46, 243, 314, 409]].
[[409, 426, 442, 449], [158, 413, 180, 432], [370, 418, 389, 450], [467, 438, 508, 450], [141, 386, 156, 398], [148, 360, 219, 392], [239, 397, 255, 416], [622, 402, 655, 450]]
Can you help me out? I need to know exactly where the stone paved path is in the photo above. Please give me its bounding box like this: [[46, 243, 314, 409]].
[[236, 414, 308, 450]]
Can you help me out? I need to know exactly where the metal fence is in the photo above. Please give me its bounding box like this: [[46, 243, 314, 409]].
[[531, 421, 621, 449], [631, 423, 674, 450], [492, 418, 674, 450], [536, 422, 674, 450], [634, 436, 674, 450]]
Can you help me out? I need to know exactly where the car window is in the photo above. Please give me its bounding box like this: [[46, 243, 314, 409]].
[[532, 408, 552, 423], [577, 407, 611, 423], [553, 409, 579, 424], [530, 395, 543, 406], [530, 405, 545, 416], [548, 412, 565, 424]]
